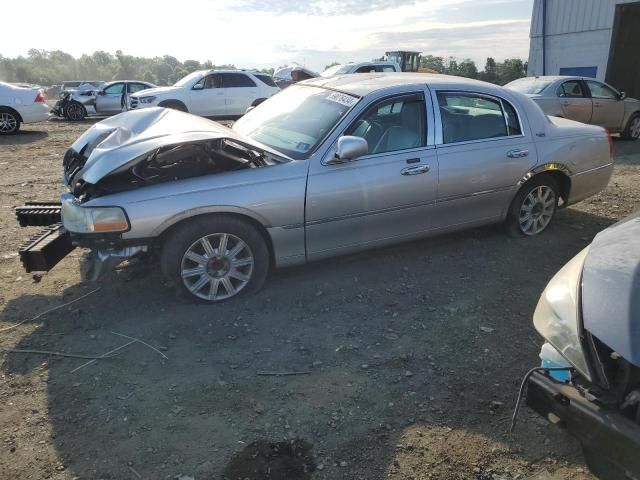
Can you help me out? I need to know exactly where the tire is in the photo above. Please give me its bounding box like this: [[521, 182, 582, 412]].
[[0, 108, 20, 135], [506, 175, 559, 237], [64, 101, 87, 121], [160, 216, 269, 303], [582, 445, 636, 480], [158, 101, 188, 112], [622, 113, 640, 141]]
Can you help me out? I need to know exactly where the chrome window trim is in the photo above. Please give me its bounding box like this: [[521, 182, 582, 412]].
[[431, 90, 525, 146]]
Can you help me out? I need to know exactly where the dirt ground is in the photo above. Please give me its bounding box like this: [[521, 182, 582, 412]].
[[0, 117, 639, 480]]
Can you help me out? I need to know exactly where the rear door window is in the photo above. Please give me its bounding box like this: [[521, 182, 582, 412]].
[[254, 74, 277, 87], [558, 81, 586, 98], [220, 73, 257, 88], [437, 92, 521, 144]]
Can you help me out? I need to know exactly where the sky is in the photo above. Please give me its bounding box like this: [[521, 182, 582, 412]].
[[2, 0, 534, 72]]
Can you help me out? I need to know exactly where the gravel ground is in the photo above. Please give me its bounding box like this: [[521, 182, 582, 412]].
[[0, 118, 639, 480]]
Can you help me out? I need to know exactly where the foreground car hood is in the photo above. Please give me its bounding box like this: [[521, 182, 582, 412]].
[[582, 212, 640, 366], [68, 107, 288, 186]]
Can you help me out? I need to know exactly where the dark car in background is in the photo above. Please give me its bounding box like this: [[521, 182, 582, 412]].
[[526, 213, 640, 480]]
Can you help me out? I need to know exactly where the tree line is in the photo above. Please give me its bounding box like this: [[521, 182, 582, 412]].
[[0, 49, 275, 87], [0, 49, 528, 88], [325, 55, 528, 85], [419, 55, 528, 85]]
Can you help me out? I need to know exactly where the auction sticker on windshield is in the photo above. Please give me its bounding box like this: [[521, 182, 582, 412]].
[[326, 92, 358, 107]]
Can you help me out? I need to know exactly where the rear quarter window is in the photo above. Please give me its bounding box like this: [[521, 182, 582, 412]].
[[255, 74, 277, 87]]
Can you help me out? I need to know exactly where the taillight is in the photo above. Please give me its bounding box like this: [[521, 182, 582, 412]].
[[605, 128, 614, 158], [34, 91, 45, 103]]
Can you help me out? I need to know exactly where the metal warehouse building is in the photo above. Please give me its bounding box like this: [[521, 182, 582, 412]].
[[528, 0, 640, 98]]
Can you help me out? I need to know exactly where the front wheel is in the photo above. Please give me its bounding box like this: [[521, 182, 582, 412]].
[[623, 113, 640, 141], [0, 109, 20, 134], [160, 216, 270, 303], [64, 101, 87, 121], [506, 175, 559, 237]]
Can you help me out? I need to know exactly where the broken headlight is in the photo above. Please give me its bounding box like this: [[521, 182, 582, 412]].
[[61, 194, 129, 233], [533, 247, 591, 380]]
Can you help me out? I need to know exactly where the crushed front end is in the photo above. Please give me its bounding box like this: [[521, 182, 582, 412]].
[[15, 107, 285, 281]]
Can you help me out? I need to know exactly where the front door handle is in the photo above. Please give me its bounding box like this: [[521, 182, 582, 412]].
[[562, 101, 570, 106], [401, 164, 430, 175], [507, 149, 529, 159]]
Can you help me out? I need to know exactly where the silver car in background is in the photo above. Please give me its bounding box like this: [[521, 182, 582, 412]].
[[20, 74, 614, 302], [506, 76, 640, 140]]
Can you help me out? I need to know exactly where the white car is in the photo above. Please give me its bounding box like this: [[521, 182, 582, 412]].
[[0, 82, 49, 135], [129, 70, 279, 118], [320, 61, 401, 77]]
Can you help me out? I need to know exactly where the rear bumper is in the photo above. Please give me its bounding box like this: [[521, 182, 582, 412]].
[[526, 371, 640, 475], [19, 103, 50, 124], [567, 163, 614, 206]]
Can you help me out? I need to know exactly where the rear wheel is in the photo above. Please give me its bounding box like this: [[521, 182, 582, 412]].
[[64, 101, 87, 121], [160, 216, 269, 303], [0, 109, 20, 134], [623, 113, 640, 141], [506, 175, 559, 237]]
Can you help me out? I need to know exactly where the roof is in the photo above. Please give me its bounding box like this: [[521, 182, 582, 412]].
[[302, 72, 506, 97]]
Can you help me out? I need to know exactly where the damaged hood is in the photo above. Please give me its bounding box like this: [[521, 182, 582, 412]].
[[68, 107, 289, 185], [581, 212, 640, 367]]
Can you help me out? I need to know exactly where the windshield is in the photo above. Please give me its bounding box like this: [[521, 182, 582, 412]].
[[233, 85, 359, 160], [174, 71, 204, 87], [506, 78, 552, 94], [321, 65, 351, 77]]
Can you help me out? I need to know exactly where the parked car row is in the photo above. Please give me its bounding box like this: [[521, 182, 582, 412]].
[[506, 76, 640, 140], [51, 80, 157, 121]]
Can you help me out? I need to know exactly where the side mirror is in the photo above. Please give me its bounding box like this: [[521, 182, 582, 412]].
[[192, 83, 204, 91], [619, 91, 627, 101], [326, 136, 368, 164]]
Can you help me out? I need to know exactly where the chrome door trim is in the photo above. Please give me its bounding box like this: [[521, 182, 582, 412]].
[[305, 198, 438, 226]]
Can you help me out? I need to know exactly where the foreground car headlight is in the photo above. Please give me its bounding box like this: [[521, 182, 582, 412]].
[[138, 96, 156, 104], [62, 198, 129, 233], [533, 247, 591, 380]]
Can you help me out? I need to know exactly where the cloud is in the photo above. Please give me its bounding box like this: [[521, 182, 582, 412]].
[[233, 0, 418, 16]]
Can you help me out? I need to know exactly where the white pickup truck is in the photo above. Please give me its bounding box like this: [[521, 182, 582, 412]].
[[129, 70, 279, 119]]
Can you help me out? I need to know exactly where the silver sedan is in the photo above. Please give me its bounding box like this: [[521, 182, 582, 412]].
[[40, 73, 614, 302], [506, 76, 640, 140]]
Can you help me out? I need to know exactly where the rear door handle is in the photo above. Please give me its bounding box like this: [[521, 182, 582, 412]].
[[507, 149, 529, 159], [562, 101, 570, 106], [401, 164, 430, 175]]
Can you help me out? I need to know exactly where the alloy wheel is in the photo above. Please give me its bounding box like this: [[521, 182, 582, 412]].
[[519, 185, 556, 235], [180, 233, 254, 301], [0, 112, 18, 133], [630, 117, 640, 140], [65, 103, 85, 121]]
